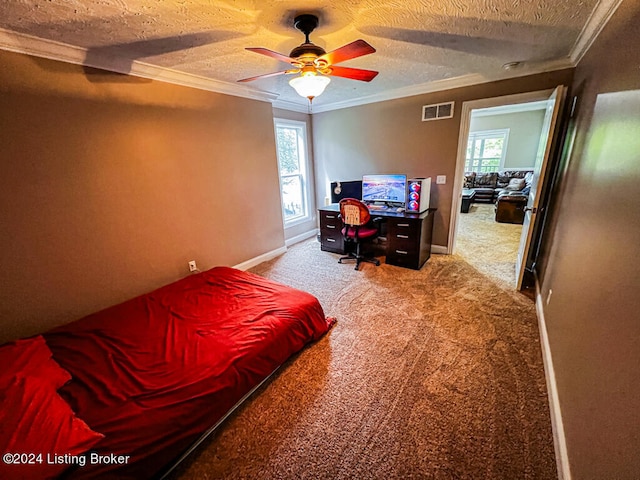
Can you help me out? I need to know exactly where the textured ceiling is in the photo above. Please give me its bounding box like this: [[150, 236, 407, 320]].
[[0, 0, 608, 110]]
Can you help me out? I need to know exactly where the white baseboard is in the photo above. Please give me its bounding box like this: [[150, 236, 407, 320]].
[[535, 281, 571, 480], [235, 239, 444, 270], [233, 246, 287, 271], [285, 229, 318, 247], [431, 244, 448, 255]]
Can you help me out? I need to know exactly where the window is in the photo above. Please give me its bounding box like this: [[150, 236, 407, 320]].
[[465, 129, 509, 173], [274, 119, 311, 226]]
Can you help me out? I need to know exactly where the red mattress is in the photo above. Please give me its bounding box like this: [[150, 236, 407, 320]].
[[40, 267, 334, 479]]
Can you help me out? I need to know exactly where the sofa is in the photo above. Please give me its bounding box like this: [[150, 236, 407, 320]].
[[463, 170, 533, 203], [495, 192, 528, 223]]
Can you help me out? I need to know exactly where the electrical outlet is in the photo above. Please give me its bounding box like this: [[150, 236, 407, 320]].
[[436, 175, 446, 184], [188, 260, 197, 272]]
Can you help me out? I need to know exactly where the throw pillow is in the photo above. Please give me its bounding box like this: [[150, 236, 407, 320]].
[[463, 172, 475, 188], [505, 178, 526, 191], [0, 335, 101, 478], [0, 336, 71, 389], [474, 172, 498, 187], [0, 376, 104, 479], [497, 172, 512, 188], [524, 171, 534, 186]]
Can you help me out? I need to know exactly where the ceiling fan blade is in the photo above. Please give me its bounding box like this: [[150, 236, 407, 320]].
[[318, 39, 376, 65], [237, 70, 296, 83], [245, 47, 293, 64], [327, 66, 379, 82]]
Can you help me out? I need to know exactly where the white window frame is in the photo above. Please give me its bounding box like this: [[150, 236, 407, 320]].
[[465, 128, 510, 173], [273, 118, 312, 228]]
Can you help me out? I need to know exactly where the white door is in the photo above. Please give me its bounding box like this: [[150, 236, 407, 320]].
[[515, 86, 567, 289]]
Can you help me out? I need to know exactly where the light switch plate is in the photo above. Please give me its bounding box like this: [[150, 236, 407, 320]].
[[436, 175, 446, 184]]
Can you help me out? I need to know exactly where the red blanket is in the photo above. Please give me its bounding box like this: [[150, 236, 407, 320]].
[[43, 267, 334, 479]]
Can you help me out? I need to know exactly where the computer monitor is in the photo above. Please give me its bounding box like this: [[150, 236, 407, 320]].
[[362, 174, 407, 205], [330, 180, 363, 203]]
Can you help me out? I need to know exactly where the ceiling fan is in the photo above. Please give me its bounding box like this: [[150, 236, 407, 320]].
[[238, 14, 378, 101]]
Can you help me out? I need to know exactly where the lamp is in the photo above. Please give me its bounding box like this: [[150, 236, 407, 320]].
[[289, 71, 331, 102]]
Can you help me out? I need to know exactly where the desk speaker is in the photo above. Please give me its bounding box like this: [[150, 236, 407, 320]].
[[406, 177, 431, 213]]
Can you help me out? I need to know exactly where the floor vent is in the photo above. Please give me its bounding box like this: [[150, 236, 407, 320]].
[[422, 101, 455, 121]]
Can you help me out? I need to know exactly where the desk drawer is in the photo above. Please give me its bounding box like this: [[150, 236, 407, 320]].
[[320, 210, 342, 233], [386, 249, 420, 269], [388, 234, 419, 254], [320, 211, 340, 223], [387, 218, 420, 252], [320, 231, 344, 253], [387, 219, 420, 238], [386, 217, 422, 270], [320, 222, 341, 235]]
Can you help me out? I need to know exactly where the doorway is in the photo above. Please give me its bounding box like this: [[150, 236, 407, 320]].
[[449, 89, 564, 289]]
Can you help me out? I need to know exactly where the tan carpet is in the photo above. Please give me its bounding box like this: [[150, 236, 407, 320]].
[[455, 203, 523, 288], [171, 236, 556, 480]]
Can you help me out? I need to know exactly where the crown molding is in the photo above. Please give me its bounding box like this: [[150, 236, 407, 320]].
[[311, 74, 490, 113], [569, 0, 623, 65], [311, 57, 575, 113], [0, 27, 575, 115], [0, 28, 278, 103], [301, 0, 622, 115], [272, 98, 311, 114], [1, 0, 620, 115]]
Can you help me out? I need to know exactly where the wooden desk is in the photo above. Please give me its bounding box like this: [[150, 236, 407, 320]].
[[318, 205, 436, 270]]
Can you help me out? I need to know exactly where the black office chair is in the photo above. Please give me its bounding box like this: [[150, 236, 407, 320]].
[[338, 198, 381, 270]]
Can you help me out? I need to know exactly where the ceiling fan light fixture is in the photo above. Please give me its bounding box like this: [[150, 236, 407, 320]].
[[289, 72, 331, 101], [240, 13, 377, 102]]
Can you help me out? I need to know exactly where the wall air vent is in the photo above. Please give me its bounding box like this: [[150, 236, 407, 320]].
[[421, 101, 455, 121]]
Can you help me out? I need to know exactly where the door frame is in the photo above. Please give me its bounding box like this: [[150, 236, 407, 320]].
[[515, 86, 567, 289], [449, 89, 555, 256]]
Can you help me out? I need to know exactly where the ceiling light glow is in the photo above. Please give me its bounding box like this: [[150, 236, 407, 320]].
[[289, 72, 331, 101]]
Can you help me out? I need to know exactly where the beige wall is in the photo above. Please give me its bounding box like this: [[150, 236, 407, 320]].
[[537, 0, 640, 478], [0, 50, 285, 344], [312, 69, 574, 248], [470, 108, 546, 169]]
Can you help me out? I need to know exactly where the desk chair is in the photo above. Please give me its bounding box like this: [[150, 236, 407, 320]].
[[338, 198, 381, 270]]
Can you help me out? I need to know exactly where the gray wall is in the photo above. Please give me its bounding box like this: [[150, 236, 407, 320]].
[[538, 0, 640, 477], [312, 69, 574, 249], [470, 109, 546, 169]]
